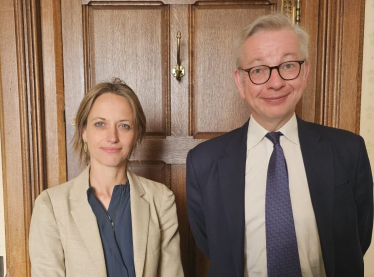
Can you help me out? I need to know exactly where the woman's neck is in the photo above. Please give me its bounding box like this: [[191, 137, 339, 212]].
[[89, 163, 128, 199]]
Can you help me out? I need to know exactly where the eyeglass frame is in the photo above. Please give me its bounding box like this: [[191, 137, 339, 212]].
[[239, 60, 305, 85]]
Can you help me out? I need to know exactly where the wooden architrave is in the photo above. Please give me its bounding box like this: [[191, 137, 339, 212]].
[[302, 0, 365, 133], [0, 0, 43, 275], [0, 0, 65, 276]]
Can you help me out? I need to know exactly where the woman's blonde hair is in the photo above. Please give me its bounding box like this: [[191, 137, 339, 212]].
[[72, 78, 146, 165]]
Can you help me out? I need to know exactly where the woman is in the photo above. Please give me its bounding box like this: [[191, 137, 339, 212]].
[[29, 79, 184, 277]]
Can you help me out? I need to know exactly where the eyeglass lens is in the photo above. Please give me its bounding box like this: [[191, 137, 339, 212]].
[[249, 61, 302, 84]]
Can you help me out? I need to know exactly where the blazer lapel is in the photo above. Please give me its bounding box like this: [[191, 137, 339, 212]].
[[217, 121, 248, 277], [128, 171, 149, 277], [70, 166, 107, 277], [297, 118, 335, 277]]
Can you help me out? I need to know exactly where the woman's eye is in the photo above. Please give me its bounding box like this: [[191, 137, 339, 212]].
[[94, 122, 104, 127], [120, 123, 130, 129]]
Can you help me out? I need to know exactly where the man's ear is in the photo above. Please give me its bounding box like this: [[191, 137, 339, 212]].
[[234, 70, 246, 99], [303, 60, 310, 81]]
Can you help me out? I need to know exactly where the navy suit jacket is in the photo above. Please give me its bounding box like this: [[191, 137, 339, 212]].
[[186, 117, 373, 277]]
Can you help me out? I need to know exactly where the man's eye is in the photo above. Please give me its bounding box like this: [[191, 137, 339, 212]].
[[283, 63, 295, 70], [252, 68, 263, 75]]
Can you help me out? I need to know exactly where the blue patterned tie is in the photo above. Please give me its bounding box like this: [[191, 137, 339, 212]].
[[265, 132, 301, 277]]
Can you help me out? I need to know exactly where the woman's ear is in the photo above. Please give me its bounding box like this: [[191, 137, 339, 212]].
[[82, 129, 87, 141]]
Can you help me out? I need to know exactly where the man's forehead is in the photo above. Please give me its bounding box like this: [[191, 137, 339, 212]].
[[246, 53, 299, 65], [241, 30, 301, 65]]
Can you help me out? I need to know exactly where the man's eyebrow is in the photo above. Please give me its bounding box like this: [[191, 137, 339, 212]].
[[282, 53, 298, 59], [246, 58, 264, 65]]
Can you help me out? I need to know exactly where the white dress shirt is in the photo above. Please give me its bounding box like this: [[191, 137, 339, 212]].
[[244, 114, 326, 277]]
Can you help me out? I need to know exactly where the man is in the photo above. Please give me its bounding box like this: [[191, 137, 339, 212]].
[[186, 14, 373, 277]]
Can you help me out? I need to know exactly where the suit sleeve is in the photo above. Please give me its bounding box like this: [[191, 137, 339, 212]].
[[29, 191, 66, 276], [354, 136, 373, 255], [186, 150, 210, 258], [158, 186, 184, 277]]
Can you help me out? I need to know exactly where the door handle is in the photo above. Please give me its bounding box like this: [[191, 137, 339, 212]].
[[172, 31, 185, 81]]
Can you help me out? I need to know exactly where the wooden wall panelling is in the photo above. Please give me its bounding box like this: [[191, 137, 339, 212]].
[[171, 165, 191, 275], [190, 1, 279, 139], [84, 3, 169, 136], [305, 0, 365, 133], [338, 0, 365, 133], [61, 0, 86, 179], [0, 0, 46, 275], [129, 162, 171, 188], [323, 0, 343, 129], [171, 4, 189, 138], [0, 0, 27, 274], [296, 0, 319, 123], [0, 0, 64, 275], [169, 4, 192, 275], [40, 0, 67, 189]]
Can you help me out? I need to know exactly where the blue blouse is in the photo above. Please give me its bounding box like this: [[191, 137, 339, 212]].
[[87, 181, 136, 277]]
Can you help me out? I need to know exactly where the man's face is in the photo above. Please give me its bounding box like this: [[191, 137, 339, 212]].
[[234, 29, 309, 131]]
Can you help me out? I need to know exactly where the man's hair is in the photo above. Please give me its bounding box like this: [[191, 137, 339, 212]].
[[235, 13, 309, 68], [72, 78, 146, 165]]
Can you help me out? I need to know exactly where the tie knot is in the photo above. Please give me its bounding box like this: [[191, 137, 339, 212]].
[[266, 132, 282, 145]]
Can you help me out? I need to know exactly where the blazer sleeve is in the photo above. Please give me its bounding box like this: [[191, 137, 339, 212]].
[[186, 150, 209, 258], [158, 185, 184, 277], [355, 136, 373, 255], [29, 191, 66, 277]]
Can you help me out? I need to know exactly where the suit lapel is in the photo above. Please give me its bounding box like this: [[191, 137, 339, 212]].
[[128, 171, 149, 277], [70, 166, 107, 277], [218, 121, 248, 277], [297, 118, 335, 276]]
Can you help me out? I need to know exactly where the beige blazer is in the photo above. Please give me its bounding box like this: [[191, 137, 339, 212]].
[[29, 166, 184, 277]]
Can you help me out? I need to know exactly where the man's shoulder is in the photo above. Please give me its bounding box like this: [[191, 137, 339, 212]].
[[298, 118, 362, 144]]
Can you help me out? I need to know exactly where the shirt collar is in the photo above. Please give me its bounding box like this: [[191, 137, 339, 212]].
[[247, 113, 299, 150], [247, 116, 269, 150], [279, 114, 299, 145]]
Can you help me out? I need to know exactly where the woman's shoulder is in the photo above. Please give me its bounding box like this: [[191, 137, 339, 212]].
[[128, 171, 174, 198], [36, 167, 90, 206]]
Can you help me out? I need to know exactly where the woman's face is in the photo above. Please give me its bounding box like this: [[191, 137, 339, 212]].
[[82, 93, 135, 170]]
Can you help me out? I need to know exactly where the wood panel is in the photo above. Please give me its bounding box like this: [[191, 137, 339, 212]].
[[0, 0, 65, 275], [170, 4, 189, 137], [296, 0, 319, 123], [303, 0, 365, 133], [129, 162, 171, 188], [61, 0, 86, 180], [337, 0, 364, 133], [84, 4, 169, 136], [40, 0, 66, 189], [0, 0, 38, 276], [171, 165, 190, 275], [191, 3, 276, 137]]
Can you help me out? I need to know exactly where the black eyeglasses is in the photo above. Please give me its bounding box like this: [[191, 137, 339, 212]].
[[239, 60, 305, 85]]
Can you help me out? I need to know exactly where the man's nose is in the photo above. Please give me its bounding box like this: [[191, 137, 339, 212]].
[[266, 68, 286, 90]]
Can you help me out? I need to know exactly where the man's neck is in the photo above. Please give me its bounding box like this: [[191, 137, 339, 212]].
[[252, 113, 294, 132]]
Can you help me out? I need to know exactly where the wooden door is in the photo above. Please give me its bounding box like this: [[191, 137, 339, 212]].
[[61, 1, 284, 275], [0, 0, 366, 276], [62, 0, 369, 274]]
